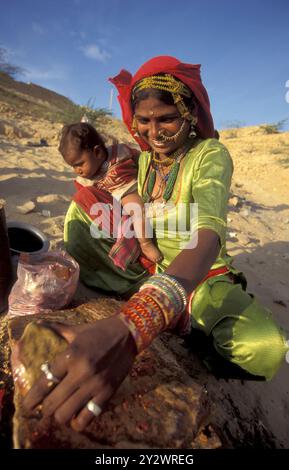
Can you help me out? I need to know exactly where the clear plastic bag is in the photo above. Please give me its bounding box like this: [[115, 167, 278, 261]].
[[7, 251, 79, 317]]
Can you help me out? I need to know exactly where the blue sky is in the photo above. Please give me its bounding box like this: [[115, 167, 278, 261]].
[[1, 0, 289, 130]]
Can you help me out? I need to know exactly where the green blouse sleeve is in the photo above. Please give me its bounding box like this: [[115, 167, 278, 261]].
[[191, 140, 233, 245]]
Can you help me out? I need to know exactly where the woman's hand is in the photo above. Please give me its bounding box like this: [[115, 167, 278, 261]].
[[23, 316, 137, 432]]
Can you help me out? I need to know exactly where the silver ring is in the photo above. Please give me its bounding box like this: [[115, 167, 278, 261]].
[[40, 362, 60, 384], [86, 400, 102, 417]]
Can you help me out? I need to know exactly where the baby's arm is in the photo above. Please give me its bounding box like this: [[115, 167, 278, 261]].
[[121, 192, 163, 263]]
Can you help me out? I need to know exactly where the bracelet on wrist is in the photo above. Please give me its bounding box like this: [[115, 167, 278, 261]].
[[119, 273, 188, 352]]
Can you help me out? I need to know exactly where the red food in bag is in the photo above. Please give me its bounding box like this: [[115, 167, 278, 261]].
[[7, 251, 79, 317]]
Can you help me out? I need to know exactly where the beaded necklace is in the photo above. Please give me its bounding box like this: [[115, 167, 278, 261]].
[[143, 141, 192, 203]]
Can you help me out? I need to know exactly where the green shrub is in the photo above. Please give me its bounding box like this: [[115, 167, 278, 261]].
[[0, 47, 26, 78], [58, 98, 112, 126], [260, 118, 288, 134]]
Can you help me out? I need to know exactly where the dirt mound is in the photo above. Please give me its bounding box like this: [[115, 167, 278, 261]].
[[0, 72, 134, 146], [0, 120, 32, 139], [0, 71, 74, 115]]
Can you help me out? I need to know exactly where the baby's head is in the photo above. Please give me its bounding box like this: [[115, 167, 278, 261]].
[[58, 123, 107, 179]]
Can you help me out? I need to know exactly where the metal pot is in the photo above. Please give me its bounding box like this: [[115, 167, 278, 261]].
[[7, 221, 50, 256], [0, 202, 13, 313]]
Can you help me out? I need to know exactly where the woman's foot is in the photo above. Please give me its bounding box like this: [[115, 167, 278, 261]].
[[140, 241, 163, 263]]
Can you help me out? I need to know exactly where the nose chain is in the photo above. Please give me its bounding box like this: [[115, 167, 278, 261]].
[[157, 118, 187, 143]]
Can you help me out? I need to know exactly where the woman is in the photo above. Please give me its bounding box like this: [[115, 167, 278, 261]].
[[23, 56, 288, 432]]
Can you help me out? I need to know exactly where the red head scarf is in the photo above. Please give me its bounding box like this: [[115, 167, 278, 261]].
[[109, 55, 215, 150]]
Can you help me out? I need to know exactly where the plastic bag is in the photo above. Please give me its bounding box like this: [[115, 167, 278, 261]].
[[7, 251, 79, 317]]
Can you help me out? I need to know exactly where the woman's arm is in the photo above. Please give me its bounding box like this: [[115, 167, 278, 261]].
[[166, 228, 220, 294]]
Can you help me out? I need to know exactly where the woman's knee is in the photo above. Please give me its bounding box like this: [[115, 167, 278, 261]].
[[212, 298, 287, 380]]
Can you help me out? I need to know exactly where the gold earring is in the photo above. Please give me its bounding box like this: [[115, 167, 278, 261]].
[[188, 116, 198, 138], [189, 126, 196, 138], [131, 116, 140, 138]]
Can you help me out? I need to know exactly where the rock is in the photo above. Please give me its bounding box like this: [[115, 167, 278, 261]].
[[273, 300, 287, 308], [0, 120, 32, 139], [240, 208, 250, 217], [37, 195, 62, 204], [229, 196, 241, 208], [9, 301, 215, 449], [16, 201, 36, 214], [228, 231, 238, 239], [2, 295, 285, 449], [247, 237, 260, 245], [26, 139, 49, 147], [41, 209, 51, 217], [39, 138, 48, 147]]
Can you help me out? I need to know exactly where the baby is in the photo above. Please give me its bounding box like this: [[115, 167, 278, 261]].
[[58, 122, 162, 264]]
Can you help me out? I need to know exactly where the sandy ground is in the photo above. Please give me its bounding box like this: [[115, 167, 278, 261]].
[[1, 113, 289, 446]]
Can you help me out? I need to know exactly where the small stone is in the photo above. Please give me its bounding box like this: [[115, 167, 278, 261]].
[[273, 300, 287, 308], [17, 201, 36, 214], [41, 209, 51, 217], [240, 209, 250, 217], [229, 196, 241, 207]]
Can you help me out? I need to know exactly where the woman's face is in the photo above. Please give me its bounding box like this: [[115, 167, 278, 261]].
[[134, 96, 190, 156]]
